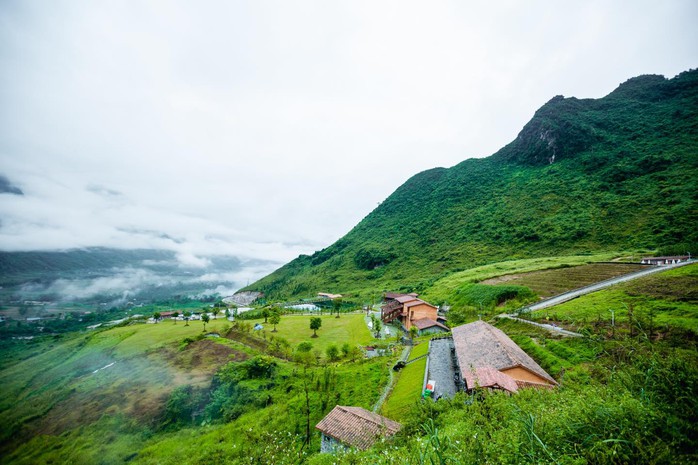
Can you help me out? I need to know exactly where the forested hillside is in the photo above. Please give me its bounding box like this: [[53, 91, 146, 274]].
[[245, 70, 698, 299]]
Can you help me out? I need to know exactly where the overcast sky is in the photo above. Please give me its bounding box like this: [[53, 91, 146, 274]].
[[1, 0, 696, 269]]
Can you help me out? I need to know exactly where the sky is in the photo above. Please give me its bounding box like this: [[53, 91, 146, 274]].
[[1, 0, 696, 273]]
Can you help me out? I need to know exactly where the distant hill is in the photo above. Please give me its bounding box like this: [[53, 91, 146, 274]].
[[0, 248, 272, 305], [244, 69, 698, 299]]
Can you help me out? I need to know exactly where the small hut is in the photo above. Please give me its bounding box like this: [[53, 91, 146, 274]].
[[315, 406, 401, 453]]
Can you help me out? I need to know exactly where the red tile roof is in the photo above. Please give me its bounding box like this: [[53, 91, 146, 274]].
[[452, 320, 557, 386], [462, 365, 519, 393], [412, 317, 449, 331], [315, 406, 401, 450], [403, 299, 437, 309], [385, 292, 418, 300]]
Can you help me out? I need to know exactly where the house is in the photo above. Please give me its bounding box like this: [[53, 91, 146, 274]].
[[640, 255, 690, 265], [452, 320, 557, 393], [315, 406, 401, 453], [381, 293, 448, 334], [318, 292, 343, 300], [412, 317, 450, 336]]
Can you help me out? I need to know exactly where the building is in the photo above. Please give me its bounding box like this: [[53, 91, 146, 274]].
[[381, 293, 448, 333], [318, 292, 343, 300], [452, 320, 557, 393], [412, 317, 450, 336], [315, 406, 401, 453], [640, 255, 690, 265]]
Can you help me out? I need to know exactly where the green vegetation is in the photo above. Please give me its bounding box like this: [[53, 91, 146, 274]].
[[244, 70, 698, 301], [481, 262, 649, 298], [1, 261, 697, 464], [3, 70, 698, 463], [244, 314, 373, 353], [381, 342, 430, 420], [527, 263, 698, 336]]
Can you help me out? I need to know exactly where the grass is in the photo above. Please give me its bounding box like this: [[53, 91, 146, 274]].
[[421, 253, 620, 304], [527, 263, 698, 335], [245, 313, 375, 352], [481, 262, 649, 299], [0, 318, 238, 454], [381, 341, 430, 420]]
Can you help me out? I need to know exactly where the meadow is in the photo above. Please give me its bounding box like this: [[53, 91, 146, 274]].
[[245, 313, 375, 353], [381, 341, 429, 420]]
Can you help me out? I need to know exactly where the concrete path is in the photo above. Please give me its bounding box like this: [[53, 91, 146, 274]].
[[497, 314, 583, 337], [518, 261, 695, 314], [373, 345, 411, 413], [427, 339, 458, 399]]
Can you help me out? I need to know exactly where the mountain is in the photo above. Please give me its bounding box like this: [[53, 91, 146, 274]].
[[244, 70, 698, 299], [0, 248, 275, 305]]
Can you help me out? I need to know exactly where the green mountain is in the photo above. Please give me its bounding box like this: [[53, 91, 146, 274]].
[[245, 70, 698, 299]]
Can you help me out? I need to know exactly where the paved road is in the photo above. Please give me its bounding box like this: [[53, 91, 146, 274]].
[[519, 260, 695, 313]]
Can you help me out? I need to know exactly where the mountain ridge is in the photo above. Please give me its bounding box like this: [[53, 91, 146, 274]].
[[246, 69, 698, 299]]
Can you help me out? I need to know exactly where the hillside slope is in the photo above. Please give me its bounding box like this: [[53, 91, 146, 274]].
[[245, 70, 698, 299]]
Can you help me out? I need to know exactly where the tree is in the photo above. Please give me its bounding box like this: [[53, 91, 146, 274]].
[[409, 325, 418, 343], [212, 308, 220, 319], [262, 308, 270, 323], [183, 311, 192, 326], [153, 312, 161, 323], [172, 311, 179, 324], [371, 314, 382, 338], [269, 311, 281, 332], [333, 298, 343, 318], [225, 308, 230, 319], [310, 317, 322, 337], [201, 313, 210, 332]]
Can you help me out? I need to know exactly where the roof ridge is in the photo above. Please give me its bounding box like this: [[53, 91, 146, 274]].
[[481, 321, 520, 366]]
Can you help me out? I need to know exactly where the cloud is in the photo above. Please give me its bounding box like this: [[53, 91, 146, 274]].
[[0, 175, 23, 195], [0, 0, 696, 267]]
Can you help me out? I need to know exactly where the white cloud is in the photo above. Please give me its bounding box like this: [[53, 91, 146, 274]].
[[0, 0, 696, 267]]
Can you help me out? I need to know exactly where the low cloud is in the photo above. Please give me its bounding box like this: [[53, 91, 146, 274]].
[[0, 175, 23, 196]]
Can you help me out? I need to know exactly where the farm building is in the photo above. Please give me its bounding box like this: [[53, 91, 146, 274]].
[[451, 320, 557, 393], [381, 293, 448, 334], [640, 255, 690, 265], [315, 406, 401, 453]]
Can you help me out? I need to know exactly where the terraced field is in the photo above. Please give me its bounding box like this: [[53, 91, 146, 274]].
[[481, 263, 650, 299]]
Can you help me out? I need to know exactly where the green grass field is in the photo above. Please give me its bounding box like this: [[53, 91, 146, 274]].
[[381, 341, 429, 420], [245, 313, 375, 352]]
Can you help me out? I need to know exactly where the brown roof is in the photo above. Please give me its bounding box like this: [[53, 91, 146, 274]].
[[412, 317, 449, 331], [462, 365, 519, 393], [452, 320, 557, 386], [315, 406, 401, 450], [395, 295, 419, 304], [404, 299, 437, 309], [385, 292, 418, 300]]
